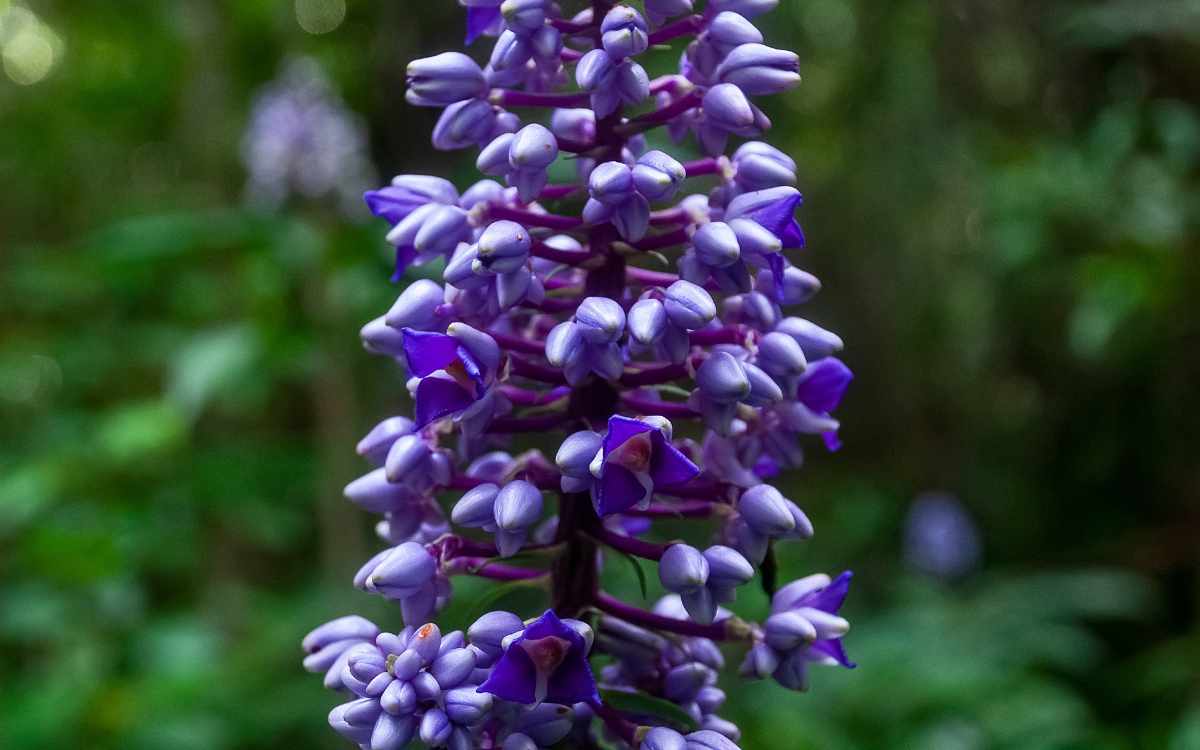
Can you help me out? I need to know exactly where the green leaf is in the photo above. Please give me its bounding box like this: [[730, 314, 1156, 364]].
[[617, 550, 649, 601], [599, 689, 700, 732]]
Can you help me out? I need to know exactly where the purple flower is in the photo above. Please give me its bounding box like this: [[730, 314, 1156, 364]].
[[400, 324, 503, 433], [478, 609, 599, 705], [904, 493, 981, 579], [590, 415, 700, 515]]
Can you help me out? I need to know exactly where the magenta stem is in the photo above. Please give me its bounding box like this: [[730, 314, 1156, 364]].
[[499, 383, 568, 406], [648, 74, 690, 96], [539, 183, 582, 201], [446, 557, 547, 581], [491, 330, 548, 356], [647, 14, 705, 45], [550, 17, 594, 34], [532, 238, 593, 266], [595, 591, 735, 640], [522, 297, 582, 314], [592, 526, 670, 561], [649, 207, 688, 226], [489, 205, 583, 231], [587, 699, 638, 745], [683, 157, 720, 177], [625, 266, 679, 286], [689, 326, 755, 346], [492, 89, 591, 108], [488, 413, 570, 434], [622, 501, 717, 519], [616, 90, 701, 135], [619, 362, 688, 387], [620, 393, 698, 419], [509, 355, 569, 385], [555, 135, 594, 154], [632, 227, 690, 252]]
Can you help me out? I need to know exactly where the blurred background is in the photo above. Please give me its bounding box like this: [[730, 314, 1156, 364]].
[[2, 1, 1198, 748]]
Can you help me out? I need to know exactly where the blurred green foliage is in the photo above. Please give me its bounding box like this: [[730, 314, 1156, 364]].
[[1, 1, 1197, 748]]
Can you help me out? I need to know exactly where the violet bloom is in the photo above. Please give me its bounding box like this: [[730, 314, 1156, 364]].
[[904, 493, 981, 579], [478, 609, 599, 705], [310, 2, 862, 745]]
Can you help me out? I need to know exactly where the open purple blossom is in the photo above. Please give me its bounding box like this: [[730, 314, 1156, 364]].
[[308, 2, 862, 747]]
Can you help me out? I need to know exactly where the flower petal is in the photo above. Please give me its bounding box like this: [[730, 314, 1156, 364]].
[[402, 330, 462, 377], [596, 463, 651, 516], [649, 431, 701, 487], [477, 646, 537, 704], [414, 377, 475, 427], [795, 358, 853, 414]]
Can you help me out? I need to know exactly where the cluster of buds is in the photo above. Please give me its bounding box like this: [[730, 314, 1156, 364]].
[[307, 2, 856, 747]]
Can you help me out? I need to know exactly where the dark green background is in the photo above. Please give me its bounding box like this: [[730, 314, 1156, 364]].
[[2, 1, 1197, 748]]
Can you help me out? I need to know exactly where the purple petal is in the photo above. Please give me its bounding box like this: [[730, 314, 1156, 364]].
[[521, 609, 575, 641], [546, 646, 601, 704], [649, 431, 700, 487], [766, 253, 786, 303], [477, 646, 537, 704], [401, 330, 461, 376], [596, 463, 648, 516], [822, 430, 842, 452], [391, 245, 419, 282], [465, 6, 503, 45], [414, 377, 475, 427], [747, 192, 804, 247], [809, 570, 852, 614], [603, 415, 654, 457], [365, 187, 423, 225], [811, 637, 856, 668], [795, 357, 853, 414]]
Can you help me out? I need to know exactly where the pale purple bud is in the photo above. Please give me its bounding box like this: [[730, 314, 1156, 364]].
[[643, 727, 688, 750], [696, 686, 726, 713], [696, 351, 751, 403], [707, 12, 763, 52], [468, 610, 526, 652], [614, 60, 651, 106], [762, 265, 821, 305], [738, 485, 794, 536], [406, 52, 487, 107], [659, 543, 709, 593], [368, 542, 436, 594], [739, 641, 779, 679], [613, 192, 651, 242], [508, 124, 558, 169], [741, 361, 782, 405], [704, 545, 754, 589], [357, 417, 416, 466], [633, 150, 686, 201], [686, 729, 742, 750], [701, 717, 741, 741], [589, 161, 635, 205], [732, 141, 796, 189], [545, 320, 584, 366], [385, 434, 432, 482], [501, 0, 547, 33], [444, 686, 493, 725], [490, 29, 533, 72], [494, 479, 544, 531], [477, 132, 516, 176], [664, 662, 714, 703], [556, 430, 603, 477], [693, 222, 741, 268], [702, 83, 758, 133], [389, 649, 424, 681], [550, 108, 596, 144], [420, 708, 453, 746], [371, 713, 416, 750], [452, 483, 500, 528], [575, 297, 626, 344], [575, 48, 615, 91], [628, 298, 668, 344], [476, 220, 532, 273], [601, 6, 649, 59], [717, 43, 800, 95], [503, 733, 539, 750], [414, 206, 472, 255], [444, 244, 486, 289], [459, 179, 507, 210], [774, 317, 844, 359], [381, 679, 417, 715], [519, 703, 575, 745], [431, 648, 477, 688], [385, 279, 446, 332], [756, 331, 808, 377], [362, 316, 407, 357], [664, 280, 717, 330], [763, 611, 817, 650], [433, 98, 497, 150], [728, 217, 781, 257], [529, 24, 562, 61], [344, 468, 419, 513]]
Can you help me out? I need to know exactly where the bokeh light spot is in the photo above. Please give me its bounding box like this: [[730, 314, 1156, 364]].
[[294, 0, 345, 35]]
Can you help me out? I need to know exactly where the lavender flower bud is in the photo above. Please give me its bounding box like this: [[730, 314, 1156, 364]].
[[420, 708, 454, 746], [490, 29, 533, 73], [693, 222, 741, 268], [476, 220, 532, 274], [717, 43, 801, 95], [494, 480, 544, 531], [452, 483, 501, 528], [703, 545, 754, 592], [433, 98, 498, 150], [633, 150, 686, 201], [575, 297, 626, 344], [659, 543, 709, 593], [344, 468, 419, 513], [696, 352, 751, 404], [550, 107, 596, 144], [444, 686, 493, 725], [406, 52, 487, 107], [601, 6, 649, 60], [686, 729, 743, 750], [702, 83, 762, 135], [664, 280, 718, 330], [737, 485, 794, 535], [501, 0, 547, 33], [665, 662, 715, 703], [628, 298, 668, 344], [589, 161, 635, 204], [385, 434, 432, 482], [381, 679, 417, 715], [732, 141, 796, 189], [756, 331, 808, 378], [709, 0, 777, 17], [707, 12, 764, 53], [775, 317, 844, 359], [575, 48, 615, 92], [643, 727, 689, 750], [503, 733, 539, 750], [365, 542, 436, 595], [385, 279, 446, 331], [468, 610, 525, 652], [432, 647, 478, 688], [356, 417, 416, 466]]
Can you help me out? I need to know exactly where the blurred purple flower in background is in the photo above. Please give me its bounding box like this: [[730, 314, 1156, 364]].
[[904, 493, 982, 580], [241, 56, 375, 215]]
